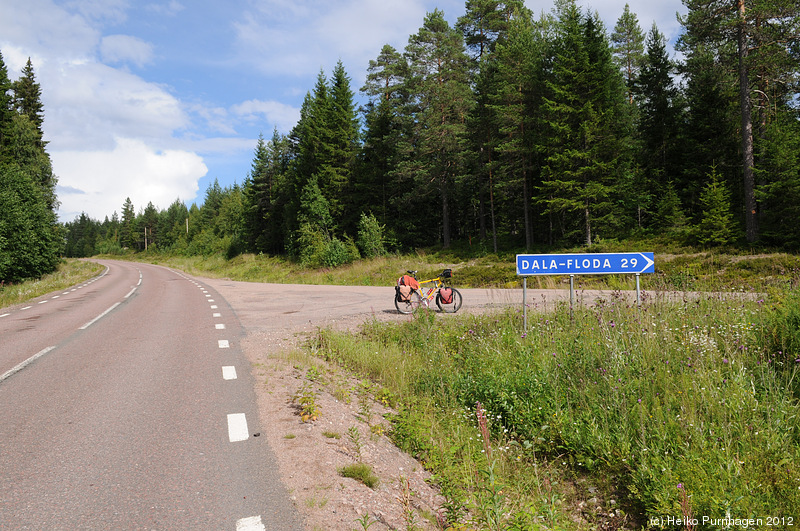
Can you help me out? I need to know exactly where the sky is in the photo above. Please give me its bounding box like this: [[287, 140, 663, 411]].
[[0, 0, 687, 222]]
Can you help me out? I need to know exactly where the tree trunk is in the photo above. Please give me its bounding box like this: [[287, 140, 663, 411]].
[[442, 174, 451, 248], [523, 167, 531, 251], [585, 203, 592, 246], [738, 0, 758, 242], [489, 164, 498, 254]]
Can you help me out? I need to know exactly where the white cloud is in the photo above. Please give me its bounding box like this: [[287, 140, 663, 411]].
[[231, 99, 300, 134], [62, 0, 130, 25], [43, 61, 188, 150], [145, 0, 184, 17], [233, 0, 430, 78], [54, 137, 206, 220], [0, 0, 98, 65], [100, 34, 154, 67]]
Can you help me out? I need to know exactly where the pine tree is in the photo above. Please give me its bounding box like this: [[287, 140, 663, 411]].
[[458, 1, 530, 250], [403, 9, 473, 248], [457, 0, 528, 60], [359, 45, 410, 238], [361, 45, 408, 101], [610, 4, 645, 105]]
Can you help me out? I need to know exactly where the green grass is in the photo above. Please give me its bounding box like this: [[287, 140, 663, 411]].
[[338, 462, 380, 489], [120, 245, 800, 294], [310, 289, 800, 529], [0, 259, 104, 310]]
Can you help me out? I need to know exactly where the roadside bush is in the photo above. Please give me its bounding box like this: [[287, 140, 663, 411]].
[[356, 212, 387, 259], [322, 237, 356, 268]]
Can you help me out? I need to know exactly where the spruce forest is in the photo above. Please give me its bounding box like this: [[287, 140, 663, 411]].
[[13, 1, 800, 273]]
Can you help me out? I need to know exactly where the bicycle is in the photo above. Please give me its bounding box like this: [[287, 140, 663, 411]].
[[394, 269, 463, 314]]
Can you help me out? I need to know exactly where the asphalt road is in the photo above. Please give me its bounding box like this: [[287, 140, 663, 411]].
[[0, 260, 302, 530]]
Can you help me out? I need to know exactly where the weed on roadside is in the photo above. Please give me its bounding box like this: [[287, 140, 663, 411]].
[[338, 463, 379, 489], [293, 382, 321, 423]]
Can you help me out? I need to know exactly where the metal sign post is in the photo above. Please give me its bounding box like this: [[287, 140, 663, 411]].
[[518, 252, 655, 331]]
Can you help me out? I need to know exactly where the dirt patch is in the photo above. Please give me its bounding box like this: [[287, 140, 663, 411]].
[[242, 329, 446, 530]]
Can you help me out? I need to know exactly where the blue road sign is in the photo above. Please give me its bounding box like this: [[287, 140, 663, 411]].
[[516, 252, 655, 276]]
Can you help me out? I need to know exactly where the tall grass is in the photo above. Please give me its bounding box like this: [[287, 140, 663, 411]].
[[0, 259, 104, 309], [311, 291, 800, 528], [129, 249, 800, 293]]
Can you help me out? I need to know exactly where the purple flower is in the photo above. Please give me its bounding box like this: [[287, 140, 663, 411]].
[[677, 483, 683, 489], [723, 358, 729, 364]]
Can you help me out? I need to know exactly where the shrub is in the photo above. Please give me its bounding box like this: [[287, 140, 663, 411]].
[[357, 213, 387, 259], [694, 166, 736, 247], [322, 237, 355, 268]]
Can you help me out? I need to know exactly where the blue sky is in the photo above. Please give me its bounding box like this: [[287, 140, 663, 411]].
[[0, 0, 686, 222]]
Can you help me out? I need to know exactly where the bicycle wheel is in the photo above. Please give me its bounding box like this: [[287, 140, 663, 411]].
[[436, 287, 462, 313], [395, 290, 423, 314]]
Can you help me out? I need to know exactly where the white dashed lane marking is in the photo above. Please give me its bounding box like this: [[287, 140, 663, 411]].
[[177, 274, 263, 530], [79, 302, 121, 330], [227, 413, 249, 442], [0, 346, 56, 383], [236, 515, 265, 531]]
